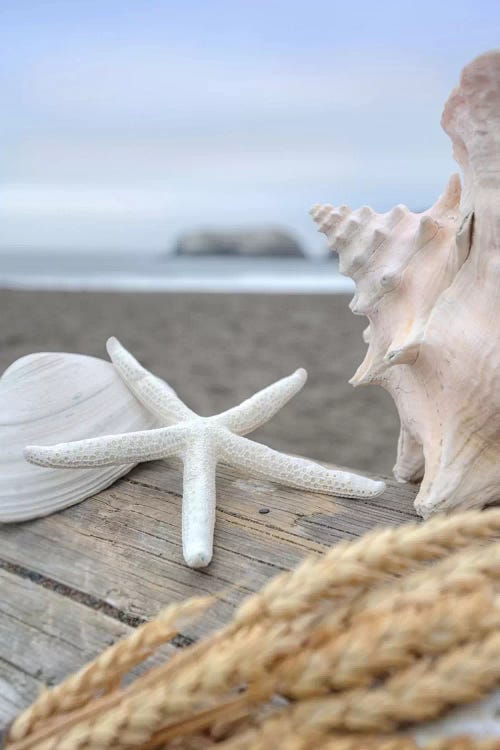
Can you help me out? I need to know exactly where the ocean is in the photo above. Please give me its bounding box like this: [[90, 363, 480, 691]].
[[0, 253, 353, 294]]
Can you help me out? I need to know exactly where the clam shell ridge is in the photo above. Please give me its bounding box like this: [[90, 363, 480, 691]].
[[311, 50, 500, 517], [0, 352, 156, 522]]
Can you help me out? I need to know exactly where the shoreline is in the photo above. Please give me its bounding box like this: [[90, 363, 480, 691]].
[[0, 256, 353, 294], [0, 275, 354, 294]]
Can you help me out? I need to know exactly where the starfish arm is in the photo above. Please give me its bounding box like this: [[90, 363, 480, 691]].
[[106, 337, 196, 423], [214, 368, 307, 435], [219, 433, 386, 499], [24, 425, 188, 469], [182, 437, 217, 568]]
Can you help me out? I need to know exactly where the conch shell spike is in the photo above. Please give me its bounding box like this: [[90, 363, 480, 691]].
[[384, 335, 422, 366], [416, 216, 440, 248], [359, 206, 375, 220], [387, 205, 408, 226], [434, 173, 462, 214]]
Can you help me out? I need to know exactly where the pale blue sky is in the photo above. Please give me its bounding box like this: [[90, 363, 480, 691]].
[[0, 1, 498, 255]]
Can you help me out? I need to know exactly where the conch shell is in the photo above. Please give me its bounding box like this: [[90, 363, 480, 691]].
[[0, 352, 155, 522], [311, 50, 500, 517]]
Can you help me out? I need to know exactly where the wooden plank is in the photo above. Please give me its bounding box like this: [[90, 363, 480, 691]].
[[0, 460, 419, 642], [0, 659, 42, 734], [0, 567, 134, 729]]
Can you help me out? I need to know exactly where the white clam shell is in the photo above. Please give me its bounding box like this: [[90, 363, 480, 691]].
[[0, 352, 155, 522]]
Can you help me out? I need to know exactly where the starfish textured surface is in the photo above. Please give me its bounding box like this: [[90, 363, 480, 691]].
[[25, 338, 385, 568]]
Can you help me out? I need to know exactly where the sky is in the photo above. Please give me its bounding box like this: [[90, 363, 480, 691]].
[[0, 1, 498, 256]]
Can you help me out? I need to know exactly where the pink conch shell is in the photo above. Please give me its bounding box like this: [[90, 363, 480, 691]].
[[311, 50, 500, 517]]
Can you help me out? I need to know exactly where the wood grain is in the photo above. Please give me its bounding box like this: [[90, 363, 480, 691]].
[[0, 568, 133, 728], [0, 458, 419, 729]]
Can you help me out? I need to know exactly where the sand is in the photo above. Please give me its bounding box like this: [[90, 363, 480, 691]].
[[0, 290, 399, 475]]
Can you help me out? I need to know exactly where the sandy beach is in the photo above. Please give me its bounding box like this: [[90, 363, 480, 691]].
[[0, 289, 399, 475]]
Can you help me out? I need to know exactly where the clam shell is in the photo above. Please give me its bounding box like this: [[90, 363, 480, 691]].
[[0, 352, 155, 522]]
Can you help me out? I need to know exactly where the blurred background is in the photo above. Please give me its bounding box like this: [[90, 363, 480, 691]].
[[0, 1, 497, 473]]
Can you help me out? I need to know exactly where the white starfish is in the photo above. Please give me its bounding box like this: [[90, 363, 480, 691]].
[[25, 338, 385, 568]]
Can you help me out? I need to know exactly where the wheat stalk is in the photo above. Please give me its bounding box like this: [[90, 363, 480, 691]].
[[234, 510, 500, 625], [5, 510, 500, 750], [221, 630, 500, 749], [277, 588, 499, 696]]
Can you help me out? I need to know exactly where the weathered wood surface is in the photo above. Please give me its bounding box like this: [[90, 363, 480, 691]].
[[0, 458, 419, 729], [0, 567, 132, 726]]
